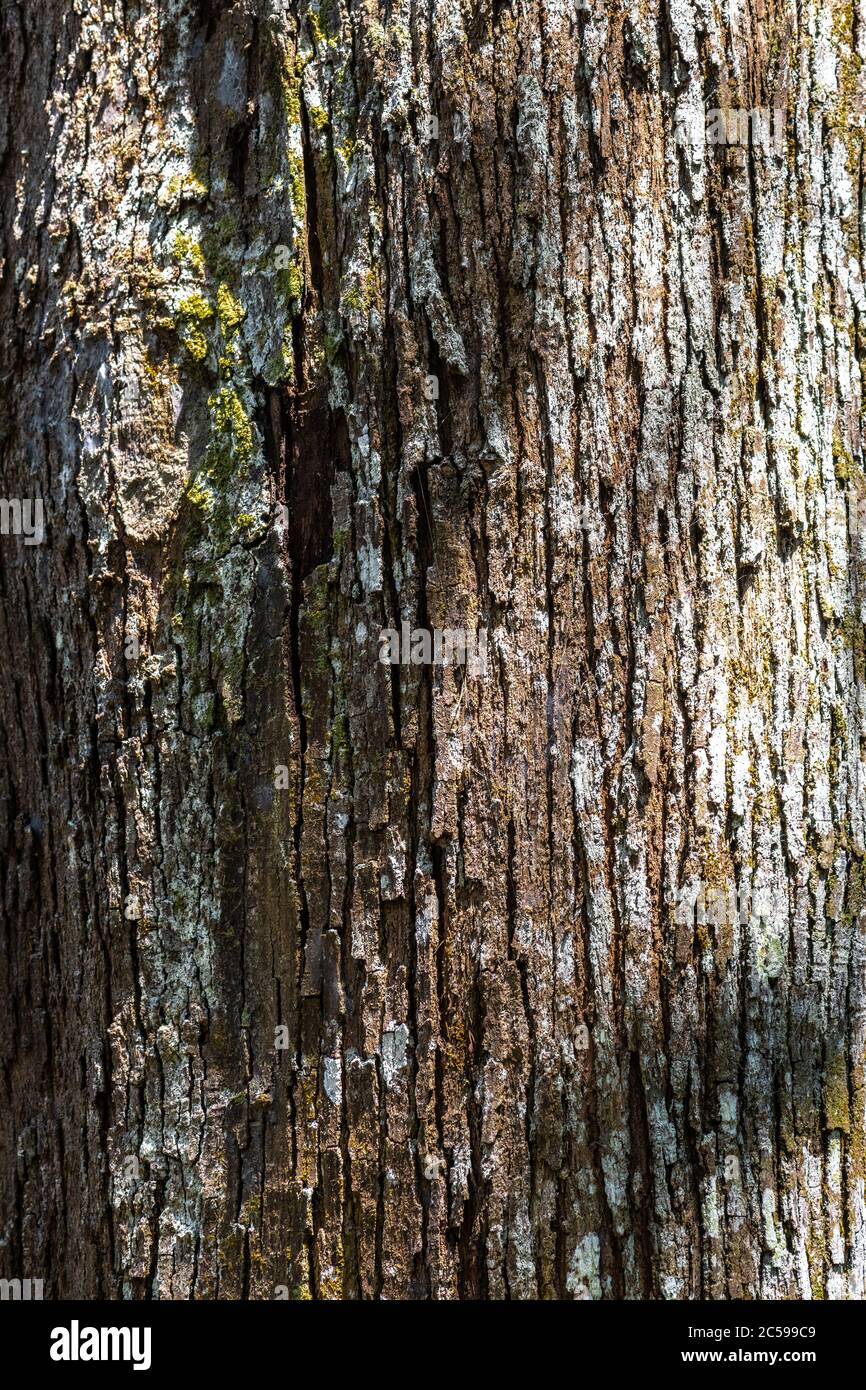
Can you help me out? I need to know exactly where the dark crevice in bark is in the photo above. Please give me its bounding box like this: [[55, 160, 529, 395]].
[[627, 1048, 655, 1297]]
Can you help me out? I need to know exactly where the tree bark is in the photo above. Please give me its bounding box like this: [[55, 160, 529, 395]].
[[1, 0, 865, 1300]]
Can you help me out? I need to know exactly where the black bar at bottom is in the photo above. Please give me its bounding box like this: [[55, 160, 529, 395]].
[[0, 1295, 856, 1376]]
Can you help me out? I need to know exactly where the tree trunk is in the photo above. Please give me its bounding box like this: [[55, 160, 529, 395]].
[[2, 0, 865, 1301]]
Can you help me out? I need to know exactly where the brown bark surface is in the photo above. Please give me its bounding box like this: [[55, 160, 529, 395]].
[[1, 0, 865, 1299]]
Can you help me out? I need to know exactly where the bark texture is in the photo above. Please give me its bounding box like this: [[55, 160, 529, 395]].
[[2, 0, 866, 1300]]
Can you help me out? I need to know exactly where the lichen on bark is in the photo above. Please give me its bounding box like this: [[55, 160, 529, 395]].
[[1, 0, 866, 1301]]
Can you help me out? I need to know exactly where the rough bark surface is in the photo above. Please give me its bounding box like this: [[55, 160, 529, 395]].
[[1, 0, 866, 1300]]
